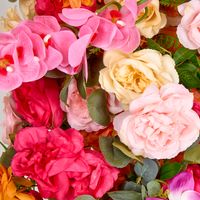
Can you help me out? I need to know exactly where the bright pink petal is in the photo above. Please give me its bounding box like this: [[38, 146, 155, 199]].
[[59, 8, 94, 27], [45, 46, 63, 70], [169, 172, 194, 200], [68, 34, 91, 67], [181, 190, 200, 200], [51, 30, 76, 66], [0, 32, 16, 44]]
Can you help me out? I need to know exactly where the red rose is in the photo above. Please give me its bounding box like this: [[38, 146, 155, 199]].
[[12, 78, 63, 128]]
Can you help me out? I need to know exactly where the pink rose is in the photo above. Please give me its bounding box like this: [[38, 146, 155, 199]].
[[11, 127, 119, 200], [12, 77, 63, 128], [63, 78, 105, 132], [11, 127, 85, 199], [114, 83, 200, 159], [69, 149, 119, 198], [177, 0, 200, 53], [193, 102, 200, 116], [1, 96, 22, 145], [107, 93, 123, 115]]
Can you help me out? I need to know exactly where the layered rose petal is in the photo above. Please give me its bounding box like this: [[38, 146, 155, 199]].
[[114, 83, 200, 159]]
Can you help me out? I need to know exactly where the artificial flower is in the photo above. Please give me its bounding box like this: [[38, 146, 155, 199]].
[[1, 96, 22, 145], [113, 83, 200, 159], [11, 127, 119, 200], [0, 164, 35, 200], [99, 49, 179, 106], [168, 171, 200, 200], [0, 16, 63, 91], [12, 77, 64, 128], [0, 7, 22, 31], [23, 15, 91, 75], [177, 0, 200, 53], [62, 78, 105, 132], [136, 0, 167, 38], [60, 0, 140, 53]]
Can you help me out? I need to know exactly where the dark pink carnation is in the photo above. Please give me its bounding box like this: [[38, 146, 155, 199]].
[[11, 127, 119, 200], [12, 77, 64, 128]]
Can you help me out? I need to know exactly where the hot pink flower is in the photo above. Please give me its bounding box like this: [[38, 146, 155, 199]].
[[12, 77, 63, 128], [193, 102, 200, 116], [60, 0, 140, 53], [11, 127, 119, 200], [23, 16, 91, 75], [177, 0, 200, 53], [114, 83, 200, 159], [62, 78, 105, 132]]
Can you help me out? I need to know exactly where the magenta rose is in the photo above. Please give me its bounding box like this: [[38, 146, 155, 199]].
[[114, 83, 200, 159], [12, 77, 63, 128], [11, 127, 119, 200]]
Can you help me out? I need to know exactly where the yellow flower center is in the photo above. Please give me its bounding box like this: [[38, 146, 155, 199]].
[[114, 65, 150, 93]]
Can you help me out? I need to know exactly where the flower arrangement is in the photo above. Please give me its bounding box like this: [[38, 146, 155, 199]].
[[0, 0, 200, 200]]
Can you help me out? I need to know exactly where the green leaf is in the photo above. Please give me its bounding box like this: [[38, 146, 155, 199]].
[[75, 195, 96, 200], [184, 144, 200, 164], [86, 55, 104, 87], [147, 181, 161, 197], [99, 137, 131, 168], [108, 191, 142, 200], [177, 69, 200, 89], [173, 47, 197, 65], [123, 181, 141, 192], [134, 159, 159, 183], [190, 55, 200, 68], [159, 0, 186, 7], [59, 75, 72, 104], [159, 162, 182, 180], [141, 185, 147, 200], [75, 72, 86, 99], [87, 89, 110, 126], [45, 69, 66, 78], [147, 39, 166, 54], [0, 147, 15, 168], [137, 0, 149, 6]]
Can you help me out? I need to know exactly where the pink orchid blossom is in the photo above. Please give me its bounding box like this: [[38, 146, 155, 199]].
[[60, 0, 140, 53], [23, 16, 91, 75]]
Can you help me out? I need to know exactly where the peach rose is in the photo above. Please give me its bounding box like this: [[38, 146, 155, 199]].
[[114, 83, 200, 159], [177, 0, 200, 53]]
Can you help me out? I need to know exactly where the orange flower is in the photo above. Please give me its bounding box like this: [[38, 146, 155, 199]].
[[0, 165, 35, 200], [63, 0, 94, 8]]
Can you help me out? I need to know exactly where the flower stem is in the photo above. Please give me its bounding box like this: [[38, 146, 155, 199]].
[[96, 1, 122, 14], [0, 141, 7, 151]]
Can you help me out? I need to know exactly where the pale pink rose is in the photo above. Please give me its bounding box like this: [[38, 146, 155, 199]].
[[1, 96, 22, 145], [114, 83, 200, 159], [107, 93, 123, 115], [177, 0, 200, 53], [63, 78, 105, 132]]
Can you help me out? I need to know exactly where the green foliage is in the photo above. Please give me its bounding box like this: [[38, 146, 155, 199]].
[[75, 195, 96, 200], [184, 144, 200, 164], [87, 89, 110, 126], [123, 181, 141, 192], [45, 69, 66, 79], [99, 137, 131, 168], [0, 147, 15, 168], [147, 181, 161, 197], [159, 0, 187, 7], [134, 159, 159, 184], [159, 162, 183, 180], [108, 191, 142, 200], [147, 39, 170, 55], [59, 75, 72, 104], [75, 72, 87, 99], [173, 47, 197, 65]]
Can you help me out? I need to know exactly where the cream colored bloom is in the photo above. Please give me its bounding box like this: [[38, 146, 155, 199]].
[[0, 8, 22, 31], [99, 49, 179, 106], [136, 0, 167, 38], [19, 0, 35, 19]]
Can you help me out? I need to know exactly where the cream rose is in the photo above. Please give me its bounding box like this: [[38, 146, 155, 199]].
[[99, 49, 179, 105], [136, 0, 167, 38]]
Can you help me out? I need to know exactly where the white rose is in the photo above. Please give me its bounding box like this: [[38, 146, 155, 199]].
[[99, 49, 179, 106], [136, 0, 167, 38]]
